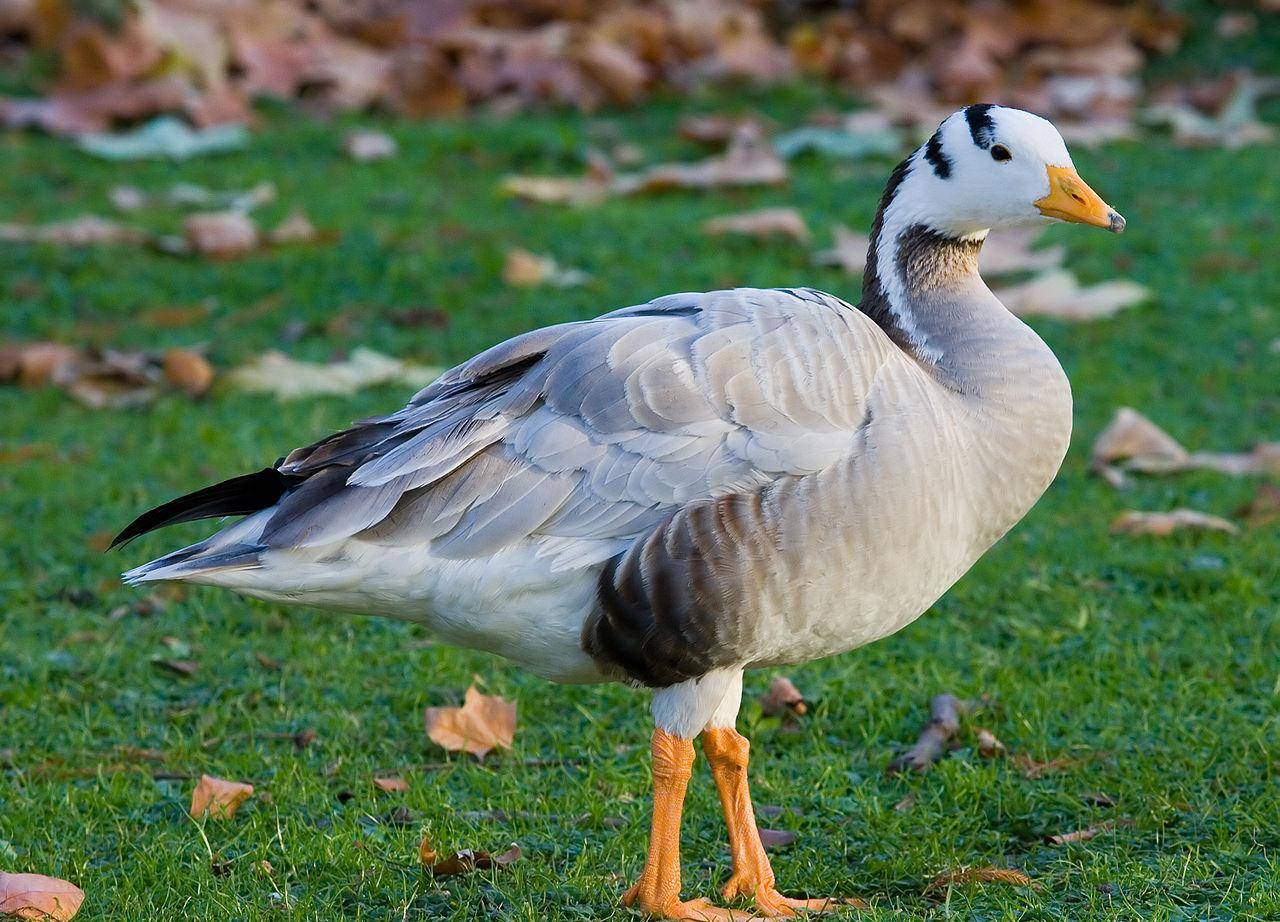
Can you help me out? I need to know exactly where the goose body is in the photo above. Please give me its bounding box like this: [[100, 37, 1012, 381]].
[[118, 104, 1122, 919]]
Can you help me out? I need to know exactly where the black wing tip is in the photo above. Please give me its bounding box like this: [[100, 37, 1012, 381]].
[[107, 467, 298, 553]]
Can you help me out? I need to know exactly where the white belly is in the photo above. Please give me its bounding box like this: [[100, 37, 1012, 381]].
[[224, 541, 610, 684]]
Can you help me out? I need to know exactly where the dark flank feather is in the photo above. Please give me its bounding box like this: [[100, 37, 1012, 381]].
[[110, 467, 301, 549]]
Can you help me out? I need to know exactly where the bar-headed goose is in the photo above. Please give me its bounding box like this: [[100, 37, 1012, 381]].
[[116, 104, 1124, 919]]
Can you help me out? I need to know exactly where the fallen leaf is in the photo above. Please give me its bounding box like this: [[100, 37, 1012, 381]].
[[424, 685, 517, 759], [759, 676, 807, 717], [995, 270, 1150, 320], [813, 224, 870, 275], [428, 844, 522, 877], [111, 181, 276, 214], [418, 834, 437, 866], [0, 872, 85, 921], [774, 110, 900, 160], [373, 776, 409, 793], [504, 122, 786, 206], [78, 116, 250, 161], [0, 342, 81, 387], [1014, 753, 1083, 780], [152, 658, 199, 676], [190, 774, 254, 819], [267, 209, 317, 245], [502, 248, 589, 288], [1046, 818, 1133, 845], [677, 114, 767, 145], [979, 228, 1065, 276], [620, 123, 787, 193], [1091, 407, 1188, 480], [1110, 509, 1238, 537], [228, 347, 440, 400], [0, 215, 149, 247], [756, 827, 795, 850], [888, 694, 971, 775], [162, 348, 214, 397], [344, 130, 397, 161], [253, 651, 281, 670], [703, 208, 809, 243], [893, 793, 917, 812], [183, 211, 259, 258], [975, 727, 1007, 758], [1237, 484, 1280, 526], [500, 174, 611, 206], [1142, 74, 1279, 149], [925, 866, 1037, 895]]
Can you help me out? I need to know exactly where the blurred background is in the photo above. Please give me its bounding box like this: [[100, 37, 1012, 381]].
[[0, 1, 1277, 920]]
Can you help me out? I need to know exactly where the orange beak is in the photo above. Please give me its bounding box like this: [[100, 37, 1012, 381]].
[[1035, 165, 1125, 233]]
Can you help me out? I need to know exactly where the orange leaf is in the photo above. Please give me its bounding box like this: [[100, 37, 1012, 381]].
[[162, 348, 213, 397], [0, 872, 85, 921], [373, 776, 408, 793], [759, 676, 806, 717], [424, 685, 516, 759], [190, 773, 254, 819], [925, 866, 1038, 895]]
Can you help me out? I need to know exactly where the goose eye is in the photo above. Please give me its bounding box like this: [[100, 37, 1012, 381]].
[[990, 144, 1012, 162]]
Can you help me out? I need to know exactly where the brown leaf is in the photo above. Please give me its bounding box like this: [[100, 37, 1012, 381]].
[[703, 208, 809, 243], [424, 685, 517, 759], [755, 827, 795, 850], [373, 776, 409, 793], [978, 228, 1065, 277], [620, 123, 787, 193], [0, 342, 81, 387], [893, 793, 916, 812], [253, 651, 281, 670], [228, 348, 440, 400], [0, 872, 85, 921], [418, 833, 438, 867], [57, 349, 161, 409], [184, 211, 258, 258], [925, 866, 1037, 895], [888, 694, 970, 775], [427, 844, 522, 877], [1237, 483, 1280, 526], [759, 676, 807, 717], [502, 249, 589, 288], [500, 174, 610, 206], [344, 130, 397, 161], [995, 270, 1150, 320], [153, 658, 199, 676], [1046, 818, 1133, 845], [1091, 407, 1188, 475], [1110, 509, 1238, 537], [162, 348, 213, 397], [975, 727, 1007, 758], [1014, 753, 1082, 780], [190, 774, 254, 819], [267, 209, 317, 245], [677, 114, 767, 146], [0, 215, 149, 247]]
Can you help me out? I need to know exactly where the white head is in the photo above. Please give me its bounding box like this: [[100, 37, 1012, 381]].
[[891, 104, 1125, 238]]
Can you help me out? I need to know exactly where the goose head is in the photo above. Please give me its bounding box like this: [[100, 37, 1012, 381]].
[[896, 104, 1125, 238]]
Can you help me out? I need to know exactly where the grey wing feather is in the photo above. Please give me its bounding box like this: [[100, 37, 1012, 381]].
[[257, 288, 893, 562]]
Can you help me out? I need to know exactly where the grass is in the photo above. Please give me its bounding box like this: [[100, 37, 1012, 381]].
[[1, 74, 1278, 919]]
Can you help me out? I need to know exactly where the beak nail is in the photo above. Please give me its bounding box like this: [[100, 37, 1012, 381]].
[[1108, 212, 1126, 234]]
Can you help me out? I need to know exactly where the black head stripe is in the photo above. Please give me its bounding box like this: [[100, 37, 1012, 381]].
[[964, 103, 998, 150], [923, 129, 951, 179]]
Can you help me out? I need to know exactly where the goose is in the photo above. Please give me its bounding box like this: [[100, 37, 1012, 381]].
[[115, 104, 1124, 919]]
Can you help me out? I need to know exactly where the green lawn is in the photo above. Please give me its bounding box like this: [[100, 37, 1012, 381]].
[[1, 79, 1279, 919]]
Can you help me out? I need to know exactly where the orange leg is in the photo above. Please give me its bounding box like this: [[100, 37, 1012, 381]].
[[623, 729, 750, 921], [702, 727, 863, 917]]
